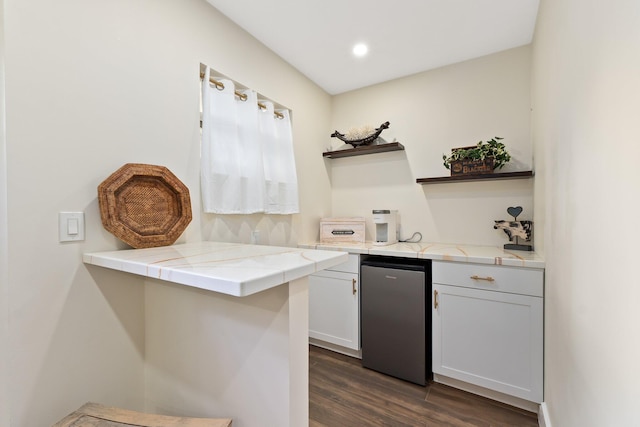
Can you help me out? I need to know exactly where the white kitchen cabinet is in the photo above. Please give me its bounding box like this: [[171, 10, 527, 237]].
[[309, 254, 360, 351], [432, 261, 543, 403]]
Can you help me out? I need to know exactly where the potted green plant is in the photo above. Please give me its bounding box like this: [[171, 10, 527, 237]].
[[442, 137, 511, 175]]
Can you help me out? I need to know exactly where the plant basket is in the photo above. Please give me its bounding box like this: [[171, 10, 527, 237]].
[[442, 137, 510, 176], [450, 157, 495, 176]]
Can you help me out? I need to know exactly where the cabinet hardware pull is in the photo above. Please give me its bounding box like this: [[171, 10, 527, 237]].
[[470, 275, 495, 282], [434, 290, 439, 309], [352, 278, 357, 295]]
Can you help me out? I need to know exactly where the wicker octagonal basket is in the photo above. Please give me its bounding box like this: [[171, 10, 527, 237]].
[[98, 163, 192, 249]]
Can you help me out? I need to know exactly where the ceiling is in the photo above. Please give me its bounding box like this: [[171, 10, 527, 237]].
[[206, 0, 540, 95]]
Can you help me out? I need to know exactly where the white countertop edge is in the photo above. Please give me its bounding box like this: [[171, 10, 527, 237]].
[[423, 254, 545, 269], [83, 243, 349, 297], [312, 244, 371, 254]]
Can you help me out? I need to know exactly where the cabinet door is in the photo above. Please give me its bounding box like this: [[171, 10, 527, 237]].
[[432, 283, 543, 403], [309, 270, 359, 350]]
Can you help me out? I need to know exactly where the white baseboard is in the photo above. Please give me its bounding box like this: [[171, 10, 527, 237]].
[[538, 402, 552, 427], [309, 338, 362, 359], [433, 374, 540, 413]]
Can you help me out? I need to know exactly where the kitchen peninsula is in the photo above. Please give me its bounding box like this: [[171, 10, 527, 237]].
[[83, 241, 348, 427]]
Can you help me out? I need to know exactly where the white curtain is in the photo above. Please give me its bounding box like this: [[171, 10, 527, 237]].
[[260, 102, 299, 214], [201, 67, 299, 214]]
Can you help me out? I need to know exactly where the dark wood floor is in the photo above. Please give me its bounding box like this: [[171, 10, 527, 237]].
[[309, 345, 538, 427]]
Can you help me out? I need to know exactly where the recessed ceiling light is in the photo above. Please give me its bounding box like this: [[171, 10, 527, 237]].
[[352, 43, 368, 57]]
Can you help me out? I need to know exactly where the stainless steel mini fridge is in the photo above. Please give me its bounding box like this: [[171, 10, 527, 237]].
[[360, 256, 432, 385]]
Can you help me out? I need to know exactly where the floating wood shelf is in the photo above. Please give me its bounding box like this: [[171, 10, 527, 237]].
[[323, 142, 405, 159], [416, 170, 534, 184]]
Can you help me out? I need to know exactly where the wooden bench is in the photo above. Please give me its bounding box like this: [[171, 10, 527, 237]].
[[53, 402, 232, 427]]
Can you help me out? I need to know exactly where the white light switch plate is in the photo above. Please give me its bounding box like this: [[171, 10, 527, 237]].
[[59, 212, 85, 242]]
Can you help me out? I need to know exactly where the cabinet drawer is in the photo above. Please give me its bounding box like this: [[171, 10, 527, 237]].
[[326, 253, 359, 274], [432, 261, 543, 297]]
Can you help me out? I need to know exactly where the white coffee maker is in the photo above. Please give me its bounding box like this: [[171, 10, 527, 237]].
[[372, 210, 398, 246]]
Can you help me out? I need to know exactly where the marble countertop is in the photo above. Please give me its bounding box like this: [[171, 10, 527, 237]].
[[83, 241, 349, 297], [298, 241, 545, 269]]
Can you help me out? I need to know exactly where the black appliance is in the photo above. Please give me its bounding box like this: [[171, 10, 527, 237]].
[[360, 256, 432, 385]]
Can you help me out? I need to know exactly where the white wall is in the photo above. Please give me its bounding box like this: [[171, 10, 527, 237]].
[[532, 0, 640, 425], [329, 47, 534, 246], [0, 0, 9, 424], [3, 0, 332, 425]]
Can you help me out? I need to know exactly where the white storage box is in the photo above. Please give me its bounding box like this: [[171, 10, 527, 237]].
[[320, 217, 366, 243]]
